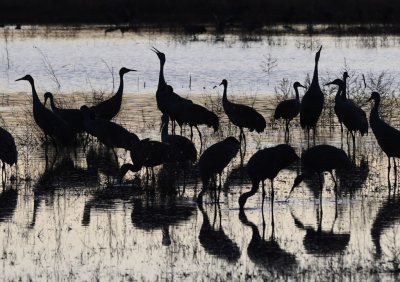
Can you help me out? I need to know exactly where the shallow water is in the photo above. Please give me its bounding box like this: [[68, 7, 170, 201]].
[[0, 28, 400, 281]]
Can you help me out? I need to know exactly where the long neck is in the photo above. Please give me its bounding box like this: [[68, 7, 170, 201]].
[[158, 60, 166, 89], [311, 58, 319, 86], [222, 84, 228, 104], [370, 98, 380, 121], [161, 121, 168, 141], [342, 77, 347, 100], [294, 86, 300, 100], [28, 79, 41, 106], [335, 84, 343, 103], [116, 72, 124, 98], [49, 96, 57, 111], [238, 181, 259, 209]]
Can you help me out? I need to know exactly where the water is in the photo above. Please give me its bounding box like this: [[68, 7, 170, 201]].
[[0, 27, 400, 280]]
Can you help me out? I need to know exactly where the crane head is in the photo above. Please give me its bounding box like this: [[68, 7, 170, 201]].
[[343, 72, 349, 80], [367, 91, 380, 102], [293, 82, 306, 89], [219, 79, 228, 87], [43, 92, 53, 106], [151, 47, 166, 63], [15, 74, 33, 83], [119, 67, 136, 76], [286, 174, 304, 201]]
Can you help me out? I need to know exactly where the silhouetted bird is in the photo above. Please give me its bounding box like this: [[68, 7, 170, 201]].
[[120, 138, 169, 181], [0, 189, 18, 223], [287, 145, 351, 201], [44, 92, 84, 133], [90, 67, 136, 120], [197, 137, 240, 204], [239, 210, 296, 270], [220, 79, 266, 148], [161, 114, 197, 164], [239, 144, 299, 210], [198, 204, 240, 262], [326, 78, 368, 149], [81, 105, 139, 151], [368, 91, 400, 181], [16, 75, 75, 145], [152, 47, 192, 130], [300, 46, 324, 144], [274, 82, 306, 139], [0, 126, 17, 184]]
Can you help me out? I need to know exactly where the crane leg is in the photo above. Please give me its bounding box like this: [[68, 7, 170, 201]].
[[394, 158, 398, 188], [271, 180, 275, 239], [388, 156, 391, 188], [217, 173, 222, 203], [261, 180, 266, 211], [190, 126, 193, 141], [318, 173, 323, 218], [195, 126, 203, 153]]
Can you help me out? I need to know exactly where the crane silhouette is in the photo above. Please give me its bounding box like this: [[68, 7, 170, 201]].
[[287, 145, 351, 217], [80, 105, 139, 160], [0, 126, 17, 186], [44, 92, 85, 133], [197, 137, 240, 204], [274, 82, 306, 141], [16, 75, 75, 145], [300, 46, 324, 145], [120, 138, 169, 182], [219, 79, 266, 151], [152, 47, 192, 132], [326, 78, 368, 151], [90, 67, 136, 120], [238, 144, 299, 210], [368, 91, 400, 184]]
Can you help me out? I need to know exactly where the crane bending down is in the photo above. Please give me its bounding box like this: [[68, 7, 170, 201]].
[[274, 82, 306, 141], [300, 46, 324, 145], [90, 67, 136, 121], [0, 126, 17, 186], [220, 79, 266, 150]]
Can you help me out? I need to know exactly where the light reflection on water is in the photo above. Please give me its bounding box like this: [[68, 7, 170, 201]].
[[0, 91, 398, 280]]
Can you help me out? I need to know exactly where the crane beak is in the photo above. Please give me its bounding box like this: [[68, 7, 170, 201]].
[[318, 45, 322, 52], [127, 68, 137, 72], [324, 81, 334, 86], [299, 84, 306, 89], [151, 46, 161, 54], [286, 174, 303, 202], [15, 77, 24, 81]]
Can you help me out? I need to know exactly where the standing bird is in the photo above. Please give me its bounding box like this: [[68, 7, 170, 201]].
[[151, 48, 192, 131], [274, 82, 306, 140], [197, 137, 240, 204], [120, 138, 169, 182], [287, 145, 351, 215], [368, 91, 400, 183], [220, 79, 266, 150], [239, 144, 298, 210], [0, 126, 17, 185], [15, 75, 75, 145], [44, 92, 84, 133], [90, 67, 136, 121], [326, 78, 368, 150], [300, 46, 324, 144]]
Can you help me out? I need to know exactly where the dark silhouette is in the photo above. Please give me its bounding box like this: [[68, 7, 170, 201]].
[[90, 67, 136, 120], [300, 46, 324, 144], [371, 195, 400, 258], [0, 126, 17, 185], [325, 77, 368, 151], [80, 105, 139, 153], [152, 47, 192, 131], [44, 92, 85, 133], [287, 145, 351, 215], [274, 82, 306, 141], [220, 79, 266, 149], [337, 155, 369, 197], [197, 137, 240, 204], [239, 144, 299, 210], [239, 210, 296, 270], [291, 209, 350, 256], [198, 204, 240, 262], [16, 75, 75, 145], [368, 91, 400, 183], [120, 138, 169, 181]]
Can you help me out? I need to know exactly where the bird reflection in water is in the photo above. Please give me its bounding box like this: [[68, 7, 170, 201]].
[[198, 204, 240, 263], [239, 209, 296, 271], [290, 207, 350, 256], [0, 188, 18, 223]]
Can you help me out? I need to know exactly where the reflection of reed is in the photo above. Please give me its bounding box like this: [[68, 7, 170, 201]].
[[198, 204, 240, 263], [291, 209, 350, 256], [371, 194, 400, 258], [239, 210, 296, 270]]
